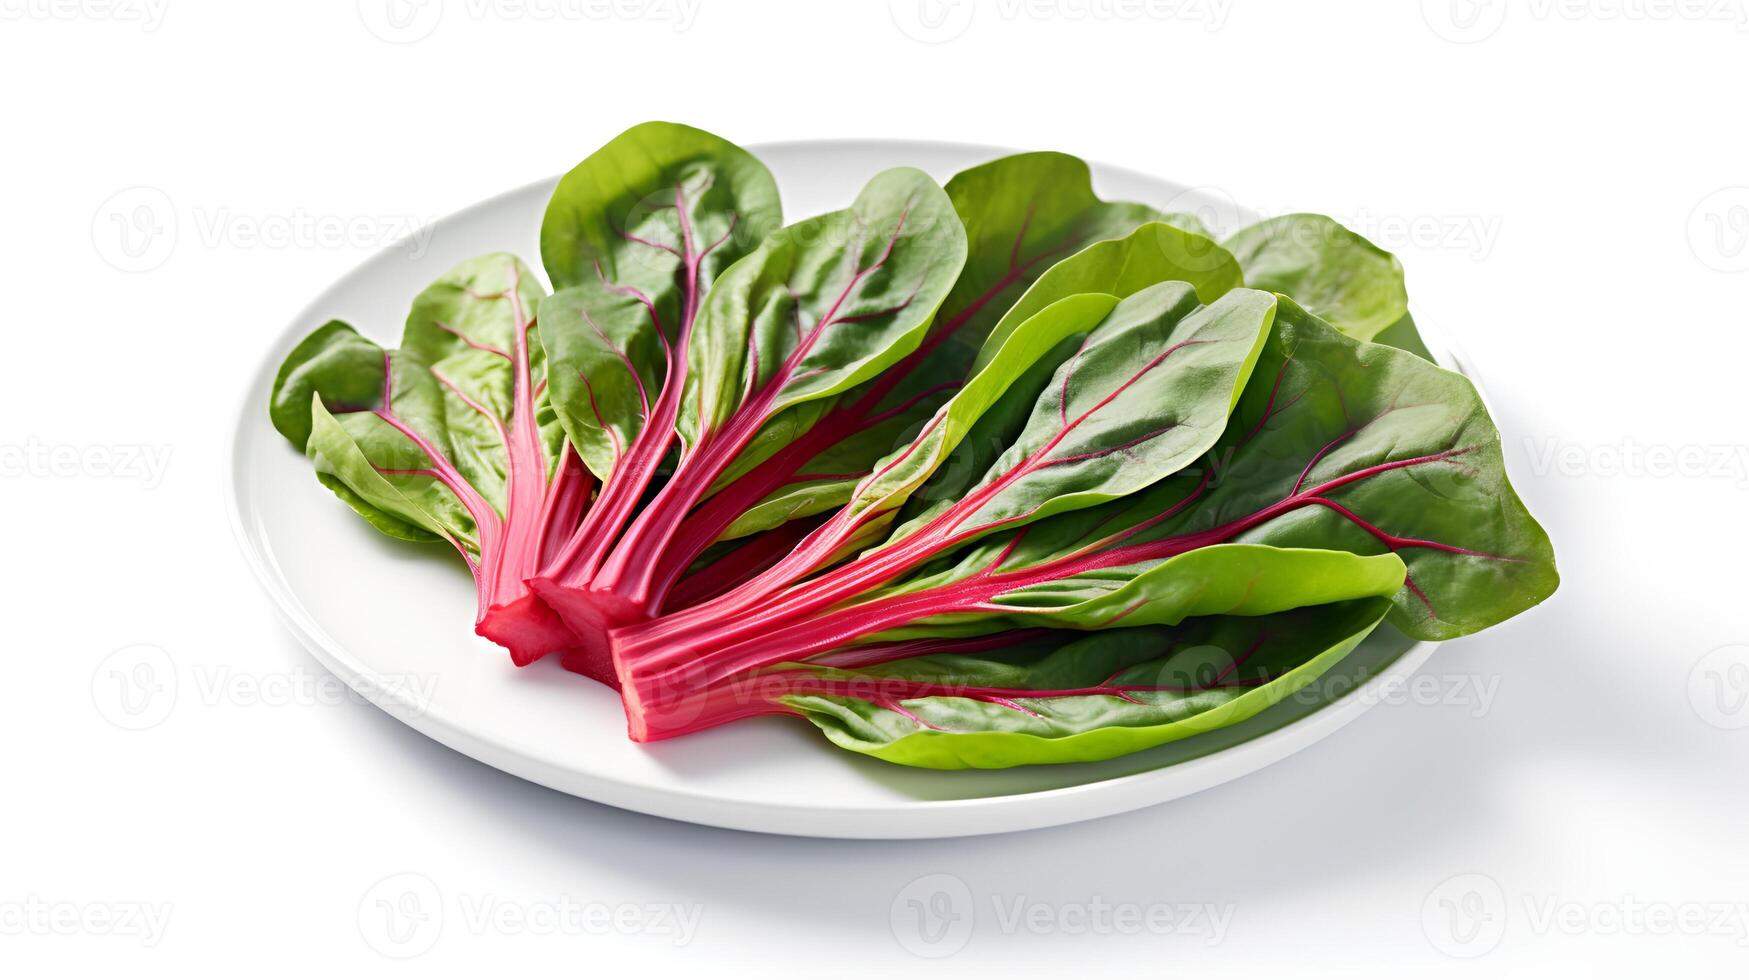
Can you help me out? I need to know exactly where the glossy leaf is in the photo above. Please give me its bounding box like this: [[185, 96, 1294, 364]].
[[537, 121, 779, 483], [1222, 213, 1407, 341], [645, 283, 1279, 646], [567, 167, 969, 629], [786, 598, 1392, 768], [611, 297, 1557, 740], [271, 254, 588, 666], [649, 154, 1190, 606], [677, 166, 967, 446]]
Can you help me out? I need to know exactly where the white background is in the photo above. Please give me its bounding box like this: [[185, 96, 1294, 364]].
[[4, 0, 1747, 975]]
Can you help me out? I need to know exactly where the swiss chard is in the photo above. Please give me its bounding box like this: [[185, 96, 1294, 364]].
[[269, 124, 1557, 770], [787, 598, 1394, 768], [607, 298, 1556, 741], [532, 163, 968, 673], [269, 254, 589, 666], [575, 152, 1206, 629]]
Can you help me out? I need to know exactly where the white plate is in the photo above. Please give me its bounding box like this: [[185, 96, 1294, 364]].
[[228, 139, 1447, 839]]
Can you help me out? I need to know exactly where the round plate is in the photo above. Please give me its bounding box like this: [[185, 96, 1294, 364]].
[[228, 139, 1444, 839]]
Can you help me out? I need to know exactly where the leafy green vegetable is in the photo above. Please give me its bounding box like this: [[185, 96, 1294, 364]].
[[609, 298, 1554, 745], [787, 598, 1392, 768], [631, 152, 1199, 614], [1222, 213, 1408, 342], [270, 254, 588, 666], [268, 122, 1557, 769], [533, 165, 968, 668]]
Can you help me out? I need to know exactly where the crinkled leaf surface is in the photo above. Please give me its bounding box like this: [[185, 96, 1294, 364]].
[[274, 254, 560, 551], [785, 598, 1391, 768], [538, 121, 780, 481], [678, 166, 966, 448]]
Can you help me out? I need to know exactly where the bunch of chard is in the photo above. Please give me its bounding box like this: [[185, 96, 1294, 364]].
[[271, 122, 1556, 768]]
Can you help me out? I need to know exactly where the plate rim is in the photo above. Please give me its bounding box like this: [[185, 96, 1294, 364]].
[[224, 137, 1443, 839]]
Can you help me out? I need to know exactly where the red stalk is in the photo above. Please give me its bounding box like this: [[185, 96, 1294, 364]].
[[527, 183, 718, 679], [611, 440, 1499, 740], [359, 267, 594, 667], [539, 208, 920, 658], [635, 228, 1066, 616]]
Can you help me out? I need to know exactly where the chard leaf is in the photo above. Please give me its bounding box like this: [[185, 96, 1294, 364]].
[[893, 283, 1276, 544], [678, 166, 967, 447], [784, 598, 1391, 768], [537, 121, 780, 482], [614, 297, 1555, 736], [1373, 310, 1437, 360], [680, 283, 1278, 628], [972, 221, 1245, 374], [933, 152, 1171, 365], [653, 154, 1186, 597], [1130, 297, 1559, 639], [1222, 213, 1408, 341], [540, 121, 780, 291], [885, 296, 1556, 641], [271, 254, 588, 665]]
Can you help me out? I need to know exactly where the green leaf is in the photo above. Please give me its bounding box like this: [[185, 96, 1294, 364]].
[[537, 121, 780, 480], [893, 282, 1276, 546], [539, 121, 780, 291], [972, 221, 1244, 374], [688, 152, 1181, 549], [786, 598, 1392, 768], [932, 152, 1168, 366], [1074, 296, 1559, 640], [678, 166, 968, 448], [1374, 310, 1436, 360], [269, 319, 384, 452], [277, 254, 562, 554], [1222, 214, 1408, 341]]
